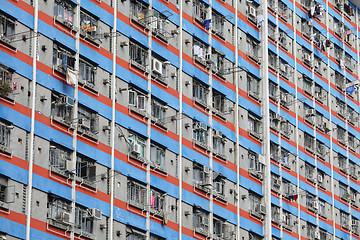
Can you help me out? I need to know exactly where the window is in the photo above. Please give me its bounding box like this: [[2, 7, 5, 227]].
[[247, 74, 260, 99], [333, 19, 343, 36], [318, 199, 325, 217], [306, 193, 315, 210], [51, 93, 74, 126], [0, 175, 15, 209], [305, 164, 315, 181], [79, 59, 96, 88], [268, 51, 278, 70], [78, 105, 99, 137], [307, 223, 316, 238], [213, 171, 225, 197], [76, 155, 96, 187], [340, 183, 349, 200], [283, 211, 292, 229], [248, 114, 262, 139], [211, 11, 224, 36], [193, 0, 207, 23], [47, 196, 72, 225], [345, 53, 355, 71], [340, 211, 349, 228], [74, 205, 94, 235], [213, 131, 225, 156], [193, 208, 209, 236], [349, 161, 357, 179], [270, 111, 280, 131], [212, 91, 226, 113], [193, 80, 208, 106], [279, 59, 289, 77], [301, 19, 312, 38], [129, 132, 146, 159], [54, 0, 74, 27], [337, 126, 346, 144], [246, 36, 260, 62], [315, 84, 326, 103], [269, 81, 278, 99], [193, 121, 208, 146], [127, 180, 146, 209], [151, 99, 165, 122], [335, 71, 345, 88], [249, 193, 262, 218], [304, 133, 315, 152], [336, 99, 346, 117], [0, 14, 15, 43], [268, 22, 276, 40], [280, 149, 290, 167], [80, 11, 101, 40], [334, 44, 343, 61], [279, 88, 291, 107], [350, 188, 357, 205], [303, 75, 313, 95], [193, 39, 208, 66], [338, 154, 347, 172], [270, 142, 280, 161], [271, 174, 281, 193], [213, 217, 226, 238], [0, 122, 10, 154], [0, 65, 13, 97], [129, 89, 147, 111], [150, 144, 165, 169], [249, 152, 264, 179], [280, 120, 291, 138], [130, 0, 148, 27], [151, 10, 167, 39], [53, 44, 75, 74], [210, 49, 225, 75], [193, 164, 210, 192], [126, 229, 146, 240], [352, 218, 360, 235], [348, 133, 356, 150], [130, 42, 148, 71], [278, 0, 292, 21], [282, 180, 292, 197], [149, 188, 165, 216], [347, 106, 358, 124], [271, 205, 280, 224], [316, 140, 325, 157], [49, 145, 71, 173]]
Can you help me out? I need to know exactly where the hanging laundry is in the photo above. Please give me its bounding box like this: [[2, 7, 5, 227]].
[[193, 45, 201, 57], [66, 68, 78, 86], [256, 14, 264, 28], [340, 59, 345, 69], [346, 85, 355, 94], [204, 19, 211, 30]]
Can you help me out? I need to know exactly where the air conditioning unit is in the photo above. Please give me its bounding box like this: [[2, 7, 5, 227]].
[[89, 208, 102, 220], [259, 204, 266, 215], [282, 214, 287, 223], [61, 96, 74, 107], [65, 160, 73, 172], [352, 194, 357, 202], [317, 175, 323, 183], [280, 92, 287, 102], [280, 116, 287, 122], [79, 118, 91, 129], [0, 34, 11, 44], [306, 109, 315, 116], [313, 201, 319, 210], [303, 53, 311, 62], [152, 58, 163, 75], [280, 63, 287, 73], [248, 6, 256, 18], [61, 211, 71, 224], [214, 130, 222, 137], [203, 166, 210, 174], [130, 141, 141, 155], [314, 230, 320, 239]]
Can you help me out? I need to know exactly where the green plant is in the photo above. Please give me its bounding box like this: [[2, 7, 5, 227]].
[[0, 81, 12, 97]]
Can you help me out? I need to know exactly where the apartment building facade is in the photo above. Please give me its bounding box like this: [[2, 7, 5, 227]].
[[0, 0, 360, 239]]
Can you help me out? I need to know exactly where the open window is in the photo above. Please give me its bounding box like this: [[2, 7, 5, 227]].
[[129, 88, 147, 117], [269, 81, 278, 100], [193, 0, 208, 24], [213, 171, 226, 201], [271, 205, 280, 224], [211, 10, 224, 37], [301, 18, 312, 39], [193, 121, 208, 150], [51, 92, 74, 127], [269, 111, 280, 132], [0, 175, 15, 210], [302, 75, 313, 96], [151, 99, 166, 126], [338, 154, 347, 173], [246, 35, 260, 64], [80, 10, 102, 44], [0, 13, 15, 46], [352, 217, 360, 235], [334, 71, 345, 89], [247, 74, 260, 100], [49, 144, 72, 177], [212, 90, 226, 116], [130, 0, 149, 27], [128, 132, 146, 162], [149, 187, 165, 217], [210, 49, 225, 77], [337, 126, 347, 145], [77, 105, 99, 140], [336, 98, 346, 118], [282, 180, 293, 198], [79, 58, 96, 90], [53, 43, 75, 74], [193, 207, 210, 236], [305, 164, 316, 182], [271, 174, 281, 193], [268, 51, 278, 70], [282, 210, 292, 230], [340, 211, 350, 229], [249, 193, 265, 219], [0, 65, 16, 99], [304, 133, 315, 153], [316, 140, 326, 158], [193, 163, 211, 193], [47, 195, 72, 229], [314, 84, 327, 103], [129, 41, 148, 72], [280, 149, 290, 167], [278, 0, 292, 21], [248, 114, 262, 139], [54, 0, 74, 28], [76, 155, 96, 189], [349, 161, 357, 179], [248, 152, 264, 180], [150, 143, 165, 171], [193, 38, 209, 67], [306, 193, 316, 212], [193, 80, 209, 108], [246, 2, 258, 24], [213, 129, 225, 159], [345, 52, 356, 72], [151, 10, 169, 42], [127, 179, 146, 209], [270, 142, 280, 162]]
